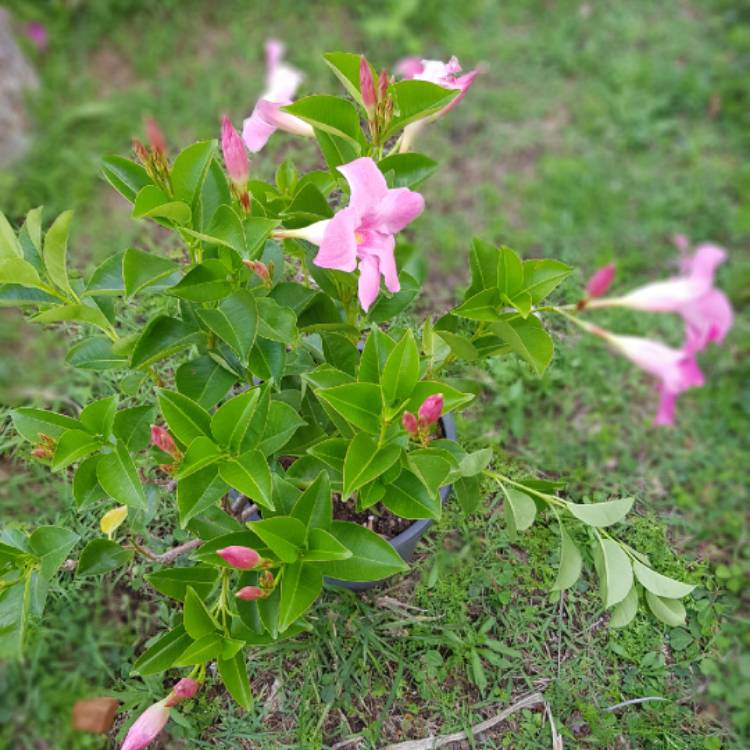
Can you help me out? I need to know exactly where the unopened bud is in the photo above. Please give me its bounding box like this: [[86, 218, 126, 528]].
[[145, 117, 166, 156], [31, 446, 53, 459], [377, 69, 389, 101], [402, 411, 419, 435], [166, 678, 200, 705], [217, 546, 260, 570], [235, 585, 265, 601], [585, 264, 615, 298], [221, 114, 250, 187], [259, 570, 274, 590], [418, 393, 443, 425], [360, 56, 376, 116], [243, 259, 271, 285], [132, 137, 150, 165]]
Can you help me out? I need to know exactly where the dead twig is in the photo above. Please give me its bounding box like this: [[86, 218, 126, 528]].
[[60, 537, 203, 571], [381, 691, 545, 750]]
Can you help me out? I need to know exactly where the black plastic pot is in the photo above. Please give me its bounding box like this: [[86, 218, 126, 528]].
[[325, 412, 457, 592]]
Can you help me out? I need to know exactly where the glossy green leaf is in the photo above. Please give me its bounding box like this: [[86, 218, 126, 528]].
[[645, 591, 686, 626], [343, 433, 402, 497], [113, 405, 154, 451], [146, 565, 219, 601], [211, 390, 262, 454], [632, 561, 694, 599], [522, 258, 572, 303], [385, 80, 459, 138], [42, 210, 75, 296], [79, 396, 118, 436], [278, 561, 322, 631], [184, 586, 219, 639], [174, 632, 223, 666], [158, 389, 212, 446], [132, 625, 192, 676], [73, 455, 105, 507], [77, 539, 133, 577], [598, 538, 634, 608], [502, 486, 537, 531], [609, 585, 639, 628], [218, 651, 252, 709], [218, 450, 273, 509], [382, 470, 441, 520], [176, 356, 235, 408], [551, 523, 582, 591], [378, 152, 438, 189], [381, 330, 419, 405], [130, 316, 204, 369], [168, 259, 234, 302], [303, 528, 352, 562], [12, 408, 80, 443], [84, 252, 125, 296], [96, 441, 146, 509], [177, 465, 229, 527], [491, 316, 554, 376], [197, 289, 257, 361], [132, 185, 191, 225], [316, 382, 382, 434], [101, 155, 151, 203], [171, 140, 217, 204], [565, 497, 633, 528], [28, 526, 79, 579], [248, 517, 306, 563], [122, 247, 179, 297], [52, 429, 101, 470], [66, 336, 128, 370], [283, 95, 362, 144]]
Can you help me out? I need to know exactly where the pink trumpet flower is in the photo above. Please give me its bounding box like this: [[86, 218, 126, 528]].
[[589, 244, 733, 355], [591, 326, 704, 426], [273, 157, 424, 311], [585, 264, 615, 298], [395, 55, 480, 152], [216, 545, 260, 570], [120, 678, 200, 750], [242, 39, 314, 152]]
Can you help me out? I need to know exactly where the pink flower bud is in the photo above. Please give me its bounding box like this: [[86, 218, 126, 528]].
[[243, 259, 271, 284], [418, 394, 443, 425], [145, 117, 166, 156], [402, 411, 419, 435], [166, 678, 200, 706], [217, 546, 260, 570], [378, 69, 389, 101], [120, 699, 170, 750], [150, 425, 178, 457], [221, 114, 250, 187], [360, 56, 376, 115], [585, 264, 615, 298], [235, 585, 265, 601]]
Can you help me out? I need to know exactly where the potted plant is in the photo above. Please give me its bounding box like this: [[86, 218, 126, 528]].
[[0, 46, 729, 748]]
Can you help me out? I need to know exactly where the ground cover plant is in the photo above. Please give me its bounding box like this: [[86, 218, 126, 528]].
[[0, 2, 747, 749]]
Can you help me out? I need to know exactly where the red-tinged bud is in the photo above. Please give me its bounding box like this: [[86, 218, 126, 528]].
[[221, 114, 250, 187], [402, 411, 419, 435], [165, 678, 200, 706], [31, 446, 53, 459], [585, 264, 615, 298], [259, 570, 274, 590], [150, 424, 178, 457], [145, 117, 166, 156], [132, 137, 150, 165], [239, 190, 251, 214], [378, 69, 389, 101], [243, 259, 271, 285], [360, 56, 376, 115], [217, 545, 261, 570], [235, 586, 265, 601], [418, 393, 443, 425]]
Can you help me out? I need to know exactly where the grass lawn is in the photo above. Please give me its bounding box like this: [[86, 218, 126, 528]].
[[1, 1, 748, 748]]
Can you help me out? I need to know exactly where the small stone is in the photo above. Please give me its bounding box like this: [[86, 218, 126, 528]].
[[71, 697, 120, 734]]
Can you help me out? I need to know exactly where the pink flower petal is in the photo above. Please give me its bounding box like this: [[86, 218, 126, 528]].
[[263, 39, 303, 103], [585, 264, 616, 298], [357, 253, 382, 312], [685, 243, 727, 281], [313, 208, 358, 272], [242, 102, 278, 152], [654, 389, 677, 426], [337, 158, 389, 219], [359, 231, 400, 293], [121, 700, 170, 750], [369, 187, 425, 235], [395, 57, 425, 79], [681, 288, 733, 353]]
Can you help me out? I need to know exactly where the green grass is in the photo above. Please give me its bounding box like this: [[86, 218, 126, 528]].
[[1, 0, 748, 748]]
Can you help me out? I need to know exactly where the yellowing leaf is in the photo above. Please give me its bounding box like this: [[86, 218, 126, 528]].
[[99, 505, 128, 539]]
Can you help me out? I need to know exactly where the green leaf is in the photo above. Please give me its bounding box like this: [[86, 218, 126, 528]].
[[158, 389, 212, 446], [0, 257, 43, 288], [52, 429, 102, 470], [343, 433, 402, 498], [77, 539, 133, 576], [278, 561, 322, 631], [256, 297, 298, 343], [101, 155, 151, 203], [304, 528, 352, 562], [132, 185, 191, 225], [113, 405, 154, 452], [565, 497, 633, 528], [323, 52, 372, 105], [609, 585, 639, 628], [28, 526, 79, 579], [283, 95, 362, 144], [378, 153, 438, 189], [171, 140, 217, 205], [367, 271, 420, 322], [453, 289, 502, 321], [454, 475, 481, 515], [32, 302, 114, 335], [632, 561, 694, 599], [385, 80, 459, 138], [318, 521, 408, 581], [176, 436, 223, 479], [248, 517, 306, 563], [407, 449, 452, 496], [168, 259, 234, 302], [314, 128, 360, 171], [84, 252, 125, 296], [551, 524, 582, 591], [382, 470, 441, 520], [290, 471, 332, 534], [130, 315, 204, 369], [174, 632, 223, 666], [80, 396, 118, 436], [491, 316, 554, 376], [176, 356, 235, 408], [96, 441, 146, 509], [248, 338, 285, 381], [218, 651, 252, 710], [645, 591, 686, 626], [502, 486, 537, 532], [197, 290, 257, 361], [184, 586, 219, 639], [12, 408, 80, 442], [358, 325, 395, 384], [0, 210, 22, 259], [466, 240, 523, 298], [42, 210, 75, 296], [218, 450, 274, 509], [316, 382, 382, 434], [73, 456, 105, 507], [132, 625, 193, 676], [459, 449, 493, 477], [598, 538, 633, 608], [307, 438, 348, 473], [522, 258, 572, 303], [146, 565, 219, 601], [177, 465, 229, 527], [66, 336, 128, 370], [381, 330, 419, 405], [211, 390, 262, 454], [122, 247, 179, 297], [435, 331, 479, 361], [0, 283, 57, 306]]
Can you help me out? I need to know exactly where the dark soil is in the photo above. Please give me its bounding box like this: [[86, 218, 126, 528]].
[[331, 496, 414, 539]]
